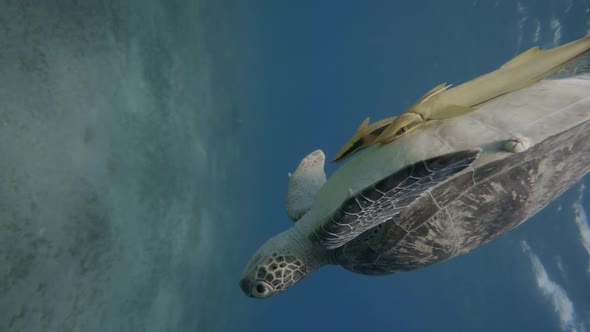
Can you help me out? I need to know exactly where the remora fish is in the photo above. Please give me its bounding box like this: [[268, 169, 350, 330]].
[[333, 34, 590, 162]]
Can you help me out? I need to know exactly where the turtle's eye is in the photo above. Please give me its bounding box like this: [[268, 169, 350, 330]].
[[252, 281, 271, 298], [397, 126, 408, 135]]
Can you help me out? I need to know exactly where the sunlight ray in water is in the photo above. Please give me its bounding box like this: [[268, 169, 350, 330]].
[[521, 240, 577, 331], [573, 185, 590, 273], [533, 19, 541, 43], [516, 2, 529, 52], [551, 17, 563, 47]]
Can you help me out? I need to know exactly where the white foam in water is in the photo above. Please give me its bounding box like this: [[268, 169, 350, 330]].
[[515, 2, 528, 52], [551, 17, 563, 47], [533, 19, 541, 43], [521, 240, 577, 331], [554, 255, 568, 281], [573, 185, 590, 274], [565, 0, 574, 13]]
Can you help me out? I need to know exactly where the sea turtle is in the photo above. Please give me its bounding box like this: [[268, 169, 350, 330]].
[[239, 38, 590, 299]]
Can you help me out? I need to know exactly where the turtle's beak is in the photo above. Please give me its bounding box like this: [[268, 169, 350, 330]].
[[239, 278, 252, 297], [239, 253, 262, 297]]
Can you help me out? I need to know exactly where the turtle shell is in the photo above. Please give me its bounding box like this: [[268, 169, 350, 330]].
[[336, 118, 590, 275]]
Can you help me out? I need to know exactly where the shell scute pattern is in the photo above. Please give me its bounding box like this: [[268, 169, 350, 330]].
[[374, 164, 414, 193], [341, 196, 363, 213], [428, 171, 476, 207], [361, 186, 383, 201], [356, 195, 374, 209]]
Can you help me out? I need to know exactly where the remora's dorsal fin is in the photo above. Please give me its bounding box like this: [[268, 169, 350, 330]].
[[285, 150, 327, 222], [357, 117, 370, 131], [500, 46, 541, 70], [416, 83, 451, 104]]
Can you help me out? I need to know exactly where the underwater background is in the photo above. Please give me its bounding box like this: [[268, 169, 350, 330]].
[[0, 0, 589, 331]]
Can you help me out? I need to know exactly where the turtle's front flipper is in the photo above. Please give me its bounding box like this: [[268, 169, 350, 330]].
[[285, 150, 327, 222], [312, 149, 480, 249]]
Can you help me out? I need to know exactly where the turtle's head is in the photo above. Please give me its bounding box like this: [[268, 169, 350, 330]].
[[239, 230, 318, 299]]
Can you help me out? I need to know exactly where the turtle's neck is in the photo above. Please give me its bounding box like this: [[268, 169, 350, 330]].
[[282, 227, 338, 272]]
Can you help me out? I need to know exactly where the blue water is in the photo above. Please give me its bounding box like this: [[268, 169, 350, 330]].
[[238, 1, 590, 331], [0, 0, 589, 331]]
